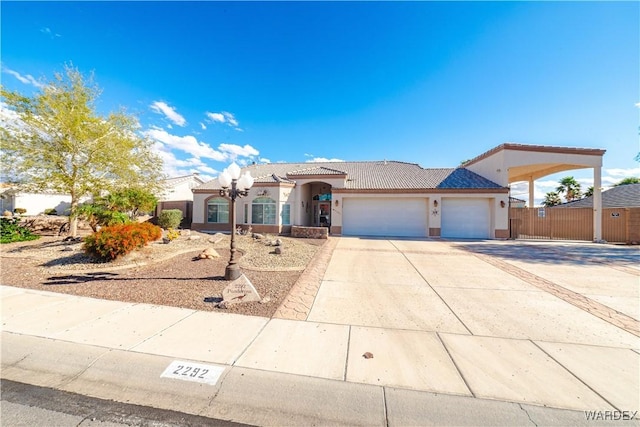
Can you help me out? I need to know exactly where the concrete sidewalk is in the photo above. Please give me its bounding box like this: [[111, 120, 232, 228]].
[[2, 284, 638, 426]]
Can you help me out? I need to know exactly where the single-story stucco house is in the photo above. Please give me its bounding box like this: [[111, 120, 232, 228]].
[[191, 143, 607, 240], [155, 173, 206, 227], [0, 188, 75, 215]]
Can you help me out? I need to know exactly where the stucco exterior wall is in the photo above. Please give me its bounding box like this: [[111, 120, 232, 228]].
[[160, 179, 201, 202], [4, 193, 74, 215], [466, 151, 507, 186]]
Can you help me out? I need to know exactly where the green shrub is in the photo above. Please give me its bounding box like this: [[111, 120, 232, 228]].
[[83, 222, 162, 261], [158, 209, 183, 229], [44, 208, 58, 215], [1, 217, 40, 244], [13, 208, 26, 215], [75, 204, 131, 232]]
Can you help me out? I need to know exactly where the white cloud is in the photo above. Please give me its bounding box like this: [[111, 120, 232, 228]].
[[635, 102, 640, 108], [200, 122, 207, 130], [219, 143, 259, 159], [40, 27, 61, 38], [304, 152, 344, 162], [207, 112, 225, 123], [259, 158, 271, 164], [307, 157, 345, 163], [0, 101, 20, 123], [151, 144, 218, 180], [223, 111, 238, 127], [145, 128, 226, 161], [605, 167, 640, 178], [150, 101, 186, 127], [2, 67, 44, 88], [198, 165, 218, 175], [206, 111, 242, 131]]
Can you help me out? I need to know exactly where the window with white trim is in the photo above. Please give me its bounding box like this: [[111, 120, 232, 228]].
[[281, 204, 291, 225], [252, 197, 276, 224], [207, 197, 229, 223]]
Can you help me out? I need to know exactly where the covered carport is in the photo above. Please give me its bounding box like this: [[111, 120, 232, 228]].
[[464, 143, 606, 241]]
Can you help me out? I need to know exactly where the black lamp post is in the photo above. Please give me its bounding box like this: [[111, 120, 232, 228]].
[[218, 162, 254, 281]]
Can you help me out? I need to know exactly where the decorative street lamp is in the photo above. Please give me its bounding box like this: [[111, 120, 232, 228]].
[[218, 162, 254, 280]]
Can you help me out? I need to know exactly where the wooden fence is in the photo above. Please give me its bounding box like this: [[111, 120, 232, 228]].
[[509, 207, 640, 243]]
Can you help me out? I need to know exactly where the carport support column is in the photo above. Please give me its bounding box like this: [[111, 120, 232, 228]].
[[528, 177, 535, 207], [593, 166, 602, 242]]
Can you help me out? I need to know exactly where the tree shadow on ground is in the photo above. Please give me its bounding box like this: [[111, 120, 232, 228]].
[[45, 273, 227, 286], [41, 252, 107, 267]]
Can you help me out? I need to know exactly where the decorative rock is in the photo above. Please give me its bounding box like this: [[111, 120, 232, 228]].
[[252, 233, 264, 240], [259, 296, 271, 304], [209, 233, 225, 244], [274, 247, 283, 255], [188, 235, 201, 240], [180, 229, 191, 236], [198, 248, 220, 259], [222, 274, 261, 304], [274, 238, 282, 246], [363, 352, 374, 359], [61, 246, 74, 252]]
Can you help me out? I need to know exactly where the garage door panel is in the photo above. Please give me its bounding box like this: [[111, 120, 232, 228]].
[[441, 198, 490, 239], [343, 198, 427, 237]]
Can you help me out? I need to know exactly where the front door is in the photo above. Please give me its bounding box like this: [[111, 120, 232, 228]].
[[312, 201, 331, 227], [318, 202, 330, 227]]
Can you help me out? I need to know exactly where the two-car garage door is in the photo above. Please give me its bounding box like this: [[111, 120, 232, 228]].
[[342, 197, 491, 239], [342, 198, 427, 237], [441, 198, 491, 239]]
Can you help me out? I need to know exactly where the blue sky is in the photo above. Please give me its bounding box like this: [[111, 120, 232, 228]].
[[2, 1, 638, 204]]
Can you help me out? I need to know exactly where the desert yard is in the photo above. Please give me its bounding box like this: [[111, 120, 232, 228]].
[[0, 231, 325, 318]]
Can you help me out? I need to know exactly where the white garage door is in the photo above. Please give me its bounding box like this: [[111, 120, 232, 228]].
[[441, 198, 491, 239], [342, 198, 427, 237]]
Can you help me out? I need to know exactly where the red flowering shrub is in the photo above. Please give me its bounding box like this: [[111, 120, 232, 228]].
[[84, 222, 162, 261]]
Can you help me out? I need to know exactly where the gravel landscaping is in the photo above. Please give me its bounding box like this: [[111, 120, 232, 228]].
[[0, 231, 326, 318]]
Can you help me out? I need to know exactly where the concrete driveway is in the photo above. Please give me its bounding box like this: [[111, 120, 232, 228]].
[[301, 237, 640, 411], [308, 237, 638, 345]]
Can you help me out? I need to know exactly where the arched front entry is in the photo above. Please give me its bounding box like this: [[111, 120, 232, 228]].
[[299, 181, 333, 229]]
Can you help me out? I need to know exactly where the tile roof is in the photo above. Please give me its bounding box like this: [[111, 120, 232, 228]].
[[195, 161, 504, 191], [436, 168, 503, 189], [162, 174, 205, 187], [554, 184, 640, 208]]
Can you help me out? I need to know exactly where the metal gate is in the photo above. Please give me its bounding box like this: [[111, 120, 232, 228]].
[[509, 207, 630, 242]]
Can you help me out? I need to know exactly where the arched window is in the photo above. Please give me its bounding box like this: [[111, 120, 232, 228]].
[[252, 197, 276, 224], [207, 197, 229, 223]]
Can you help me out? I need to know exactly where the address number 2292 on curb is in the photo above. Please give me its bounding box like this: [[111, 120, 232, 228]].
[[161, 360, 225, 385]]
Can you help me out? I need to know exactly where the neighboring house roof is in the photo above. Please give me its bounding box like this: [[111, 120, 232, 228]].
[[194, 161, 504, 191], [554, 184, 640, 208], [509, 196, 526, 203], [162, 173, 205, 188]]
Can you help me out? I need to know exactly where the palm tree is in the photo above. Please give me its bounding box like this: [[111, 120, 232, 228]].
[[583, 186, 594, 198], [543, 191, 562, 207], [556, 176, 582, 202], [613, 177, 640, 186]]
